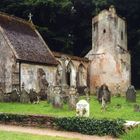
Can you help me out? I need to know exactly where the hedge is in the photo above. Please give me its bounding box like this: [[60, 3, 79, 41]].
[[0, 113, 125, 137], [55, 117, 125, 137], [0, 113, 55, 128]]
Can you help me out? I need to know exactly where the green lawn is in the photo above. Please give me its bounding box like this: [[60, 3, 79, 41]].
[[120, 127, 140, 140], [0, 131, 78, 140], [0, 92, 140, 121]]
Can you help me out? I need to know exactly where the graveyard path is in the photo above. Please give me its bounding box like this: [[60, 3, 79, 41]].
[[0, 124, 118, 140]]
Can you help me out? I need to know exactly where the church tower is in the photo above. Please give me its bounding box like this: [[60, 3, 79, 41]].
[[86, 6, 131, 94]]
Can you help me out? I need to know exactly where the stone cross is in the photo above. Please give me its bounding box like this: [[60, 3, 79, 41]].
[[68, 86, 78, 110], [53, 86, 63, 108], [60, 55, 67, 86]]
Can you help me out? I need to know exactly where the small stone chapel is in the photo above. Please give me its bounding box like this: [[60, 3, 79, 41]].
[[0, 6, 131, 94]]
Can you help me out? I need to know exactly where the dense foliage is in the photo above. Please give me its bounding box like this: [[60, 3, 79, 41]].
[[0, 113, 55, 127], [0, 0, 140, 87], [0, 113, 125, 137], [55, 117, 125, 137]]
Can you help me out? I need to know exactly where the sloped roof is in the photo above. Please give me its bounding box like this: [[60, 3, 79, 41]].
[[53, 51, 89, 62], [0, 12, 57, 65]]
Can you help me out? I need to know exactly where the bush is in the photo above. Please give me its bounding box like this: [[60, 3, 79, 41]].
[[0, 113, 125, 137], [55, 117, 125, 137], [0, 113, 55, 128]]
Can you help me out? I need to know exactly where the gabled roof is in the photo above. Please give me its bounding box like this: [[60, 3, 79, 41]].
[[0, 12, 58, 65]]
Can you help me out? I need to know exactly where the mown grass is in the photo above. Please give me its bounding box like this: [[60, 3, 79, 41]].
[[0, 92, 139, 121], [0, 130, 78, 140], [120, 127, 140, 140]]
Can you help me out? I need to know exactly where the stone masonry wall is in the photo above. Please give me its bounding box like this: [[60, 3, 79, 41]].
[[0, 29, 16, 93], [86, 7, 131, 94]]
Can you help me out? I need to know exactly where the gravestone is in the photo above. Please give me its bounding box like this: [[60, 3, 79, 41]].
[[61, 85, 69, 104], [115, 84, 121, 97], [0, 89, 4, 102], [76, 100, 89, 117], [75, 89, 79, 103], [29, 89, 39, 103], [84, 87, 90, 102], [38, 89, 47, 100], [20, 84, 30, 103], [38, 71, 49, 100], [47, 85, 54, 103], [134, 104, 140, 112], [98, 84, 111, 103], [68, 86, 78, 110], [126, 85, 136, 102], [10, 89, 20, 102], [95, 86, 100, 97], [52, 86, 63, 108], [101, 95, 106, 111], [3, 94, 11, 102]]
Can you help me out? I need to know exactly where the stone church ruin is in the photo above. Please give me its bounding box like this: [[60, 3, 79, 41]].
[[0, 6, 131, 97]]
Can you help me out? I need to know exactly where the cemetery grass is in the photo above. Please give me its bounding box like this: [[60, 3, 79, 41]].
[[0, 92, 140, 121], [0, 130, 78, 140], [120, 126, 140, 140]]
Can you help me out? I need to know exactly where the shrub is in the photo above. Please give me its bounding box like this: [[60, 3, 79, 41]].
[[0, 113, 125, 137], [55, 117, 125, 137], [0, 113, 55, 128]]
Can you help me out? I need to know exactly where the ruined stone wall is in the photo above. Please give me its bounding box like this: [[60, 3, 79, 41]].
[[55, 57, 88, 87], [0, 30, 16, 93], [86, 7, 131, 94], [20, 63, 57, 92]]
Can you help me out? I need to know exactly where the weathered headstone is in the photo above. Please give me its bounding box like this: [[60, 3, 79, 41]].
[[3, 94, 11, 102], [76, 100, 89, 117], [101, 96, 106, 111], [68, 86, 78, 110], [95, 86, 100, 96], [52, 86, 63, 108], [0, 89, 4, 102], [20, 83, 30, 103], [134, 104, 140, 112], [38, 89, 47, 100], [10, 89, 20, 102], [126, 85, 136, 102], [61, 85, 69, 104], [115, 84, 121, 97], [84, 87, 90, 102], [47, 85, 54, 103], [98, 84, 111, 103], [29, 89, 39, 103], [75, 89, 79, 103]]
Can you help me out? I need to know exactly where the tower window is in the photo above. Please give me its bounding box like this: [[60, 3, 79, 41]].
[[121, 31, 123, 40], [103, 29, 106, 34], [93, 22, 98, 31]]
